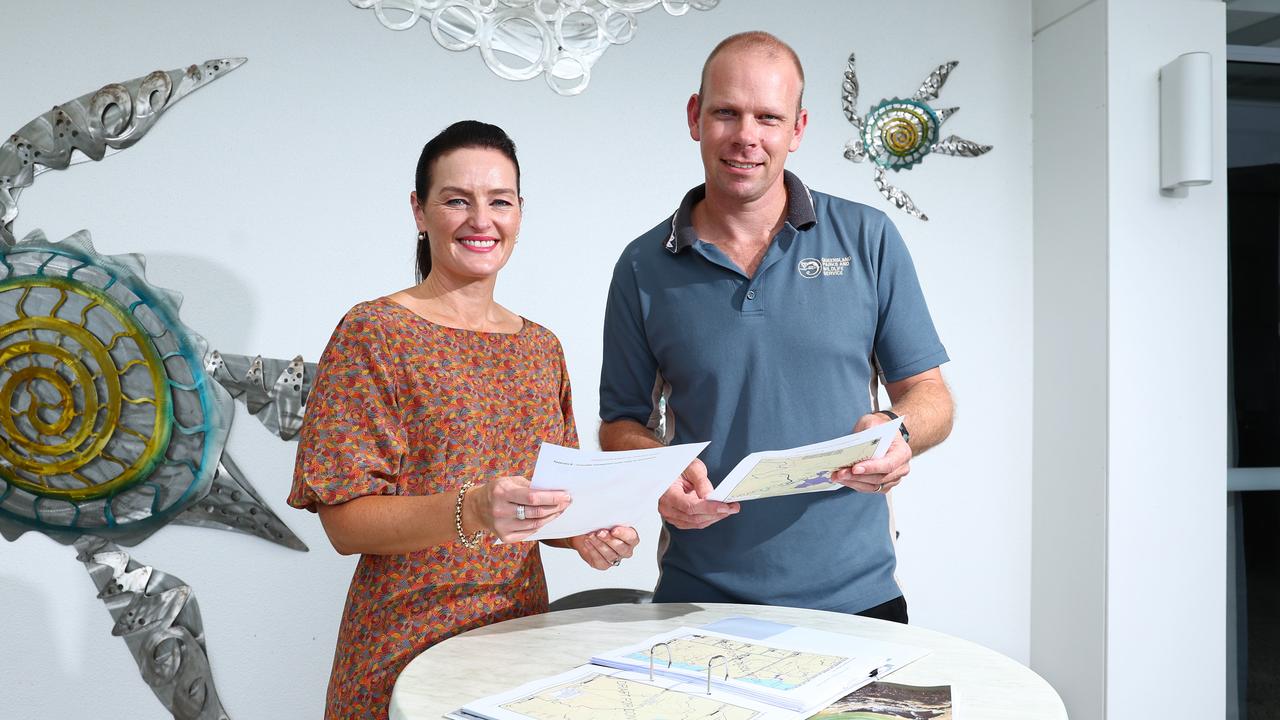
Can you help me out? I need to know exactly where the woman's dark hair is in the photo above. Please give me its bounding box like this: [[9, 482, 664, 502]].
[[414, 120, 521, 282]]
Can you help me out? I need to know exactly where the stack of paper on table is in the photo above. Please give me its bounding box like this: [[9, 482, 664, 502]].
[[449, 619, 928, 720]]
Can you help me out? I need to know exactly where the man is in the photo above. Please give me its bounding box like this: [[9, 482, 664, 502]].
[[598, 32, 953, 623]]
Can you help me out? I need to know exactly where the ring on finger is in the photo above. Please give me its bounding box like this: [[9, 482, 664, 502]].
[[876, 483, 884, 493], [515, 504, 526, 521], [611, 558, 621, 567]]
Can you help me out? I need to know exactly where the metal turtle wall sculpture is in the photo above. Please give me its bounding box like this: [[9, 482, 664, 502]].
[[841, 52, 993, 221], [1, 60, 316, 720]]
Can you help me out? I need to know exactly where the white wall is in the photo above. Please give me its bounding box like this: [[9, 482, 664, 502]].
[[0, 2, 1033, 717], [1031, 0, 1227, 717], [1031, 3, 1109, 718], [1105, 0, 1227, 717]]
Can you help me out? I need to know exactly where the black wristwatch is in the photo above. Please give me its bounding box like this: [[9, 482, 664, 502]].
[[875, 409, 910, 444]]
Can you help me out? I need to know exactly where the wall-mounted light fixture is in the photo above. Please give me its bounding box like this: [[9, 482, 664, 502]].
[[1160, 52, 1213, 191]]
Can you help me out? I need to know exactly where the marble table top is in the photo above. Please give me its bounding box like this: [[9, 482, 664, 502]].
[[390, 602, 1067, 720]]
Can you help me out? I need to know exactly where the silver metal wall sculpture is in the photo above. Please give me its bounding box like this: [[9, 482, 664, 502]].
[[0, 61, 316, 720], [841, 53, 993, 221], [350, 0, 720, 95], [206, 352, 312, 441], [0, 60, 243, 247]]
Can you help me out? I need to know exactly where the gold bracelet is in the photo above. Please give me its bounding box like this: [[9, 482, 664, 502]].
[[454, 479, 483, 549]]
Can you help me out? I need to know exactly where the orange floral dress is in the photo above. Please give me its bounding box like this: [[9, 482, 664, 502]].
[[288, 298, 578, 719]]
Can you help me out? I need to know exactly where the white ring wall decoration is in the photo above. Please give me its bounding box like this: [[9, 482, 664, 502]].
[[349, 0, 720, 95]]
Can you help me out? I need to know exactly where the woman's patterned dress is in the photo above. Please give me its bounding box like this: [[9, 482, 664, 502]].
[[288, 298, 578, 719]]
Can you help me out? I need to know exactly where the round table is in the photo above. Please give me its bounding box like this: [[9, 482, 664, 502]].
[[390, 602, 1067, 719]]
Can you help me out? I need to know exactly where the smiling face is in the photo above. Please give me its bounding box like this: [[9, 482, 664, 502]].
[[411, 146, 521, 283], [688, 47, 808, 207]]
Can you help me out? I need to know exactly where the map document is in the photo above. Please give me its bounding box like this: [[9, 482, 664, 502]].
[[707, 420, 903, 503], [590, 624, 923, 713], [446, 619, 929, 720], [446, 664, 795, 720]]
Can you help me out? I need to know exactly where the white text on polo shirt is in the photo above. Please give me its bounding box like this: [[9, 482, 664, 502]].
[[798, 257, 852, 278], [821, 257, 852, 276]]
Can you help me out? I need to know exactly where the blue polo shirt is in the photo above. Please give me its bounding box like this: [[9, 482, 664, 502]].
[[599, 171, 949, 613]]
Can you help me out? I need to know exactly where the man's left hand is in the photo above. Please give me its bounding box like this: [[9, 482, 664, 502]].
[[830, 413, 911, 494]]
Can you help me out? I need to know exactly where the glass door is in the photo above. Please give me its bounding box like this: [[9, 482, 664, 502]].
[[1227, 41, 1280, 720]]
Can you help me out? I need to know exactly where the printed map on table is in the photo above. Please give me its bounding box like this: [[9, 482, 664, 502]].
[[624, 634, 849, 691], [501, 673, 762, 720], [720, 440, 881, 502]]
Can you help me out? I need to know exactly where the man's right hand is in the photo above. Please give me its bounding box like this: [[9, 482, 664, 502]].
[[658, 458, 740, 529]]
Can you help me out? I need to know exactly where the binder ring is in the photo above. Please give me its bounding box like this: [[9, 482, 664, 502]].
[[706, 654, 729, 694], [648, 642, 672, 681]]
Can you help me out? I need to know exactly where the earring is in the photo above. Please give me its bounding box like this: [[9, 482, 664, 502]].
[[417, 231, 427, 241]]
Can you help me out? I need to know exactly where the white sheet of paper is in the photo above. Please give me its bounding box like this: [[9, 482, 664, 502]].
[[522, 441, 709, 541], [706, 420, 903, 503]]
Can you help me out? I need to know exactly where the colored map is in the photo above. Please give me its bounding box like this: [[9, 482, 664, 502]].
[[625, 634, 848, 691], [721, 440, 881, 502], [501, 673, 761, 720]]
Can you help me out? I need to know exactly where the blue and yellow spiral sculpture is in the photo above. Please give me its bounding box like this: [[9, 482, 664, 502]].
[[843, 53, 993, 221], [0, 233, 230, 543]]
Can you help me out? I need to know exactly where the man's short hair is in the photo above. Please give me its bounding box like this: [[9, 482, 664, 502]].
[[697, 31, 805, 114]]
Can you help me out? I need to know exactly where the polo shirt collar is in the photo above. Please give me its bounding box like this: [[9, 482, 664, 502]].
[[664, 170, 818, 254]]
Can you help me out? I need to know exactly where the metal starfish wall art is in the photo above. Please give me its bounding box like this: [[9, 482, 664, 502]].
[[841, 52, 993, 221]]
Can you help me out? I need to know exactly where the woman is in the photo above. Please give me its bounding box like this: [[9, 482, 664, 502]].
[[288, 120, 639, 719]]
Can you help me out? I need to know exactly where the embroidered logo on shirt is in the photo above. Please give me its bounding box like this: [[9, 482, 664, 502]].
[[798, 257, 851, 278]]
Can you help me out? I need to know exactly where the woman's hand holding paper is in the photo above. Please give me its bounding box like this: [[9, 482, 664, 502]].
[[467, 476, 572, 543]]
